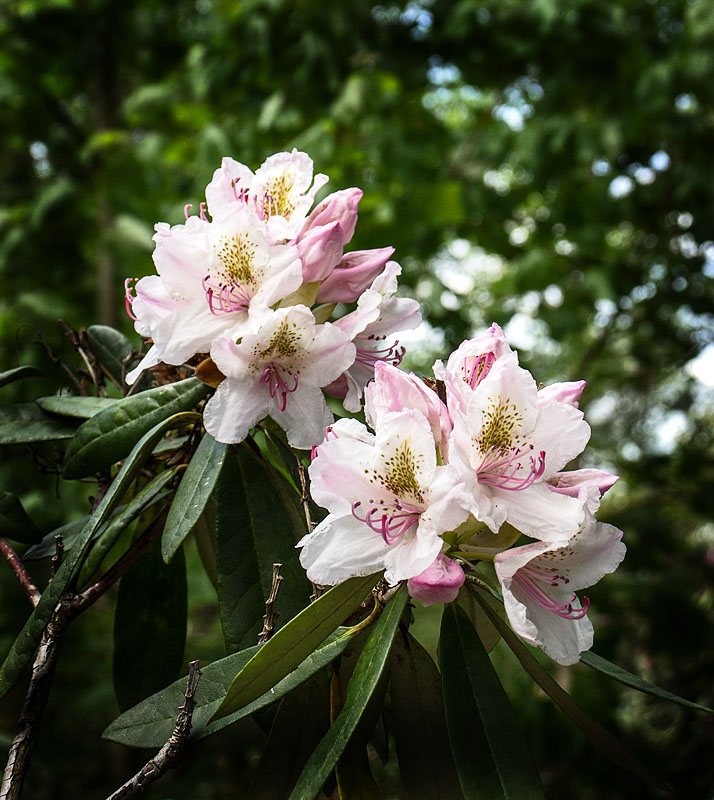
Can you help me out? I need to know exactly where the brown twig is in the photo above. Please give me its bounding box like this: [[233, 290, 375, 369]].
[[258, 564, 284, 645], [0, 538, 40, 608], [51, 535, 64, 579], [297, 465, 324, 602], [104, 661, 202, 800], [0, 596, 73, 800]]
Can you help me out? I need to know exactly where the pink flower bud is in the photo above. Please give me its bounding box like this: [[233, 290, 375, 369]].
[[301, 187, 363, 245], [548, 469, 619, 499], [297, 221, 344, 282], [538, 380, 587, 408], [407, 554, 465, 607], [316, 247, 395, 303]]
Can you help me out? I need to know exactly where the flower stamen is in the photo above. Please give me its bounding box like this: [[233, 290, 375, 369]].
[[513, 566, 589, 620], [351, 499, 421, 545], [124, 278, 138, 321], [477, 445, 546, 491], [259, 363, 299, 411]]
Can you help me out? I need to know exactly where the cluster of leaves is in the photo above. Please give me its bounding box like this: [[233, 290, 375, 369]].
[[1, 329, 711, 799]]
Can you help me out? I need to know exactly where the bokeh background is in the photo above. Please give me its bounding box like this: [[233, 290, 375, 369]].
[[1, 1, 713, 797]]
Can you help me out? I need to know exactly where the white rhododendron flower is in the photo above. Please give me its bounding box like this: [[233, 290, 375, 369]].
[[449, 355, 591, 542], [298, 411, 471, 585], [494, 512, 626, 665], [204, 305, 354, 448]]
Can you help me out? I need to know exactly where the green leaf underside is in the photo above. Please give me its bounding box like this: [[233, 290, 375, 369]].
[[214, 444, 310, 652], [162, 432, 228, 563], [580, 650, 713, 714], [0, 492, 42, 544], [440, 602, 545, 800], [0, 412, 200, 699], [0, 403, 78, 444], [62, 378, 208, 479], [36, 395, 117, 419], [86, 325, 136, 387], [77, 467, 179, 584], [0, 366, 42, 389], [103, 626, 354, 748], [249, 672, 331, 799], [470, 587, 668, 791], [210, 572, 382, 723], [390, 630, 464, 800], [288, 585, 408, 800], [113, 539, 187, 711]]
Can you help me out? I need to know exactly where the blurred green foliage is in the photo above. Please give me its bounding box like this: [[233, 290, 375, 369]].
[[1, 0, 713, 797]]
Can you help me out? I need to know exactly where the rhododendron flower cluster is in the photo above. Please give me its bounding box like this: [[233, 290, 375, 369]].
[[300, 324, 625, 665], [125, 149, 420, 448]]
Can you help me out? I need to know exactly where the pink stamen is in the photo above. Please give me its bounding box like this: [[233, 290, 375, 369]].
[[259, 363, 299, 411], [513, 566, 589, 620], [183, 203, 192, 220], [466, 351, 496, 389], [310, 445, 318, 462], [324, 425, 337, 441], [354, 339, 406, 368], [351, 500, 422, 545], [199, 202, 208, 221], [203, 276, 252, 316], [477, 445, 545, 491], [124, 278, 138, 321]]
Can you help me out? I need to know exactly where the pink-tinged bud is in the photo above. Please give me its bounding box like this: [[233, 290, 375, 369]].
[[538, 380, 587, 408], [302, 188, 363, 245], [297, 221, 344, 282], [316, 247, 395, 303], [548, 469, 619, 499], [407, 554, 466, 607]]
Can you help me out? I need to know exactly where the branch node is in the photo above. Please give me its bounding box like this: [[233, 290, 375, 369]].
[[258, 563, 283, 645]]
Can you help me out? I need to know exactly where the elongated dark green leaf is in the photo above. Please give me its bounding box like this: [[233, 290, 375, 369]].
[[470, 587, 667, 791], [77, 467, 179, 584], [103, 626, 354, 747], [162, 432, 227, 563], [113, 538, 187, 711], [250, 671, 331, 799], [211, 572, 381, 722], [214, 444, 309, 651], [288, 585, 408, 800], [457, 583, 501, 652], [37, 395, 116, 419], [580, 651, 713, 714], [0, 403, 78, 444], [0, 492, 42, 544], [0, 366, 42, 389], [87, 324, 136, 387], [440, 603, 545, 800], [0, 412, 200, 698], [23, 515, 90, 560], [62, 378, 208, 479], [391, 630, 463, 800]]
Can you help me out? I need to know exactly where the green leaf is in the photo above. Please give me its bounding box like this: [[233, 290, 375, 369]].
[[470, 587, 668, 791], [0, 492, 42, 544], [249, 672, 331, 799], [0, 403, 78, 445], [162, 432, 228, 563], [23, 515, 91, 560], [113, 537, 187, 711], [457, 583, 501, 652], [210, 572, 381, 723], [390, 630, 464, 800], [288, 585, 408, 800], [0, 411, 200, 699], [36, 395, 117, 419], [214, 444, 310, 651], [580, 650, 713, 714], [86, 324, 136, 387], [77, 466, 179, 584], [62, 378, 208, 479], [0, 366, 42, 389], [103, 625, 354, 748], [439, 602, 545, 800]]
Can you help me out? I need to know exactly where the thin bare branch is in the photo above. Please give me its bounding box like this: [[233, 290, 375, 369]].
[[0, 538, 40, 608], [105, 661, 202, 800], [0, 597, 73, 800], [258, 563, 283, 645]]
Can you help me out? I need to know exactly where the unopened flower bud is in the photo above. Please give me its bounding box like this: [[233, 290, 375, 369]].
[[297, 221, 344, 282], [407, 554, 465, 606], [316, 247, 395, 303], [301, 187, 362, 245]]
